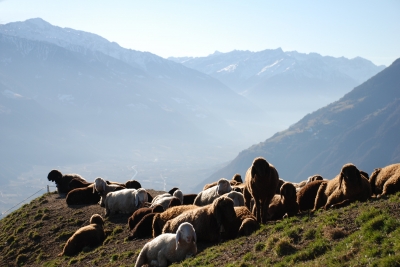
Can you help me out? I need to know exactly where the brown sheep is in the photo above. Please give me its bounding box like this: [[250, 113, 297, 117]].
[[128, 213, 158, 240], [264, 182, 299, 221], [58, 214, 105, 256], [313, 163, 371, 211], [47, 169, 86, 194], [68, 178, 92, 191], [275, 179, 286, 194], [243, 157, 279, 223], [296, 180, 326, 212], [128, 205, 164, 231], [226, 206, 259, 238], [369, 163, 400, 197], [162, 196, 238, 242], [66, 185, 101, 205], [152, 205, 199, 237]]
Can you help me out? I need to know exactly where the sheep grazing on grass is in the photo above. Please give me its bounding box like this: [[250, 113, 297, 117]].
[[104, 188, 148, 217], [66, 185, 100, 205], [194, 178, 232, 206], [47, 169, 86, 194], [203, 174, 243, 191], [244, 157, 279, 223], [313, 163, 371, 211], [152, 205, 199, 237], [264, 182, 299, 221], [128, 205, 164, 231], [162, 196, 238, 242], [296, 180, 326, 212], [93, 177, 125, 207], [369, 163, 400, 197], [135, 222, 197, 267], [58, 214, 105, 256]]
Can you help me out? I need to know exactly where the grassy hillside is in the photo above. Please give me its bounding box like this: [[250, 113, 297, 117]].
[[1, 190, 400, 266]]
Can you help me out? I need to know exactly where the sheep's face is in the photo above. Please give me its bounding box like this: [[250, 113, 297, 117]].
[[47, 169, 62, 183], [216, 179, 232, 195], [340, 164, 361, 188], [176, 222, 197, 250], [90, 214, 104, 226], [94, 178, 106, 195], [173, 190, 184, 204], [232, 174, 243, 183], [280, 183, 297, 200], [251, 157, 269, 180]]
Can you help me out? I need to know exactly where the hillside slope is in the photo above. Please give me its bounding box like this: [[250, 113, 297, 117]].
[[1, 190, 400, 266], [199, 58, 400, 191]]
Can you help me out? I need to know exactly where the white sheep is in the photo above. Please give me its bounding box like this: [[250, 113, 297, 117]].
[[93, 177, 125, 207], [104, 188, 148, 216], [134, 222, 197, 267], [150, 190, 184, 210], [193, 178, 232, 206]]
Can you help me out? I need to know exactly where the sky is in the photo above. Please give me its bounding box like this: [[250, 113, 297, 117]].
[[0, 0, 399, 66]]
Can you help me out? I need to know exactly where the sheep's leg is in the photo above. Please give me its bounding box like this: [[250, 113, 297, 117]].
[[312, 183, 327, 212], [324, 192, 345, 210], [382, 177, 400, 195]]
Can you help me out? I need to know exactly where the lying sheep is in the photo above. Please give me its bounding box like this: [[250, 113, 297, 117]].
[[162, 196, 238, 242], [369, 163, 400, 197], [68, 178, 92, 191], [223, 191, 245, 207], [233, 206, 259, 237], [104, 188, 148, 217], [93, 177, 125, 207], [128, 205, 164, 231], [66, 185, 101, 205], [152, 205, 199, 237], [194, 178, 232, 206], [47, 169, 86, 194], [203, 174, 243, 191], [58, 214, 105, 256], [264, 182, 299, 221], [129, 213, 158, 240], [244, 157, 279, 223], [313, 163, 371, 211], [135, 222, 197, 267], [150, 190, 184, 210], [296, 180, 326, 212]]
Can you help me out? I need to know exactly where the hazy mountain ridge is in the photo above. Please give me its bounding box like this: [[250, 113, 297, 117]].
[[198, 58, 400, 192]]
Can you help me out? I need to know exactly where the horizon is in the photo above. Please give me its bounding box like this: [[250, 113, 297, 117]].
[[0, 1, 399, 66]]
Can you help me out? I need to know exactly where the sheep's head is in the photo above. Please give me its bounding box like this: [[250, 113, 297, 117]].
[[232, 173, 243, 183], [125, 180, 142, 189], [225, 191, 244, 207], [176, 222, 197, 250], [47, 169, 62, 184], [213, 196, 237, 238], [93, 177, 106, 194], [339, 163, 362, 189], [216, 178, 232, 195], [307, 175, 323, 184], [151, 204, 164, 213], [90, 214, 104, 226], [250, 157, 269, 180], [238, 218, 259, 236], [280, 182, 297, 201], [173, 190, 184, 204], [168, 187, 179, 195]]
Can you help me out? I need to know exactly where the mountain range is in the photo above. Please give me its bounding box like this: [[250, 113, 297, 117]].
[[197, 57, 400, 192]]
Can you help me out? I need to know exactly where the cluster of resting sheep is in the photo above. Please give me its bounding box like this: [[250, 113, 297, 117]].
[[48, 157, 400, 267]]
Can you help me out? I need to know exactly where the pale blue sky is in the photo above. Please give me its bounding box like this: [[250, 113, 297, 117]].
[[0, 0, 399, 66]]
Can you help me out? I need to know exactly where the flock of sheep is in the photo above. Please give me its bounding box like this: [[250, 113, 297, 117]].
[[47, 157, 400, 267]]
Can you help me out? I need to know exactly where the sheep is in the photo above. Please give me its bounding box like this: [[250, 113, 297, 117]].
[[152, 205, 199, 237], [296, 180, 326, 212], [203, 174, 242, 191], [233, 206, 259, 237], [162, 196, 238, 242], [47, 169, 86, 194], [150, 190, 184, 210], [313, 163, 371, 211], [58, 214, 105, 256], [93, 177, 126, 207], [223, 191, 245, 207], [134, 222, 197, 267], [275, 179, 286, 194], [104, 188, 148, 217], [369, 163, 400, 197], [182, 194, 197, 205], [194, 178, 232, 206], [68, 178, 92, 191], [128, 205, 164, 231], [66, 185, 101, 205], [243, 157, 279, 223], [264, 182, 299, 221], [125, 180, 142, 189]]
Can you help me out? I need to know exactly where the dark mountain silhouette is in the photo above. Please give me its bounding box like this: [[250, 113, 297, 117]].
[[198, 58, 400, 192]]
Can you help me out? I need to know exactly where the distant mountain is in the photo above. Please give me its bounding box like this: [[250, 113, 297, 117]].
[[170, 49, 386, 125], [197, 58, 400, 192]]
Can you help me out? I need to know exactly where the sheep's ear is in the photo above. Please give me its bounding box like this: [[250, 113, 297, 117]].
[[176, 231, 181, 250]]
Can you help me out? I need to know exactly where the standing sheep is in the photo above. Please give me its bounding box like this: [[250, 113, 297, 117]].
[[104, 188, 148, 216], [194, 178, 232, 206], [93, 177, 125, 207], [244, 157, 279, 223], [264, 182, 299, 221], [135, 222, 197, 267], [58, 214, 105, 256], [313, 163, 371, 211], [162, 196, 238, 242], [369, 163, 400, 197], [47, 169, 86, 194]]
